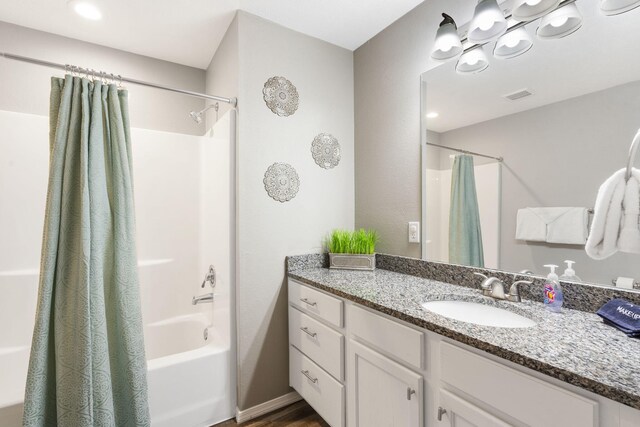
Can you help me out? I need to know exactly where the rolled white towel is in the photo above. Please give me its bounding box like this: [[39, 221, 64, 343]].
[[585, 169, 627, 259], [619, 170, 640, 254]]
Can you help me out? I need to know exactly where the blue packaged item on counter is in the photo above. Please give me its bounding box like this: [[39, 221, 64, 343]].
[[596, 299, 640, 336]]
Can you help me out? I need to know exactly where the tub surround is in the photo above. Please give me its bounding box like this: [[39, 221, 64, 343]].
[[286, 253, 640, 410]]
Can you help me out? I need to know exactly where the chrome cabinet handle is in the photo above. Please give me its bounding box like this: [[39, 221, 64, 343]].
[[300, 297, 317, 307], [437, 407, 447, 421], [407, 387, 416, 400], [300, 326, 317, 338], [301, 370, 318, 383]]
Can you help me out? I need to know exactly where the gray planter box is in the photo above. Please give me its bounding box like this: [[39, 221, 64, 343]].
[[329, 253, 376, 271]]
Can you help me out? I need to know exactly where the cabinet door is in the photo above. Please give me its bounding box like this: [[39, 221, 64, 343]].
[[439, 390, 511, 427], [348, 340, 423, 427]]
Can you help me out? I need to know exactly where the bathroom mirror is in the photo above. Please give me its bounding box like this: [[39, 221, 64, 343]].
[[420, 0, 640, 288]]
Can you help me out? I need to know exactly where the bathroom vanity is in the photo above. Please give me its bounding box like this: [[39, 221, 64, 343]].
[[286, 254, 640, 427]]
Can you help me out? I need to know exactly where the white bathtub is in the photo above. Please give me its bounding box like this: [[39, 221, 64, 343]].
[[0, 310, 234, 427], [146, 312, 234, 427]]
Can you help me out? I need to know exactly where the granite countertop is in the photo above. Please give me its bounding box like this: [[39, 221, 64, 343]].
[[288, 266, 640, 410]]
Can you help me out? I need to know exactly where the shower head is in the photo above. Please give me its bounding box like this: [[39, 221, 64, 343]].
[[189, 102, 219, 125]]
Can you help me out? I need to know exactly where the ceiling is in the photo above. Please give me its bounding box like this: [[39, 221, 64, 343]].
[[0, 0, 424, 69], [423, 0, 640, 133]]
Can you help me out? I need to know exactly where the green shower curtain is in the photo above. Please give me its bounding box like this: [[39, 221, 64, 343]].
[[23, 76, 150, 427], [449, 154, 485, 267]]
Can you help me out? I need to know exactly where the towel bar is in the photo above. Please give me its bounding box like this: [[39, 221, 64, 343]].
[[625, 129, 640, 181]]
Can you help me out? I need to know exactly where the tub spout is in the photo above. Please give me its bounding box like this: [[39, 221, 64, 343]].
[[192, 293, 214, 305]]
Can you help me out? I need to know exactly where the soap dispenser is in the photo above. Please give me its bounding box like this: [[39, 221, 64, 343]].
[[543, 264, 564, 313], [559, 260, 581, 282]]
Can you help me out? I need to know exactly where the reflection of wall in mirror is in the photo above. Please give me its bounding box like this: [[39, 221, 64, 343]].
[[425, 159, 501, 269], [430, 81, 640, 284]]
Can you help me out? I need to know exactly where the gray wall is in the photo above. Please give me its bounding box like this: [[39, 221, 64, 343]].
[[353, 0, 468, 258], [436, 81, 640, 284], [0, 21, 206, 135], [208, 12, 355, 411], [206, 16, 239, 129]]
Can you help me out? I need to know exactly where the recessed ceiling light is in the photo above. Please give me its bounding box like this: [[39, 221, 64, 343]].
[[426, 112, 440, 119], [68, 0, 102, 21]]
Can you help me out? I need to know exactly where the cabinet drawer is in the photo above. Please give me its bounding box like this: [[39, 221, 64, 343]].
[[289, 306, 344, 380], [349, 305, 424, 369], [290, 346, 344, 427], [289, 279, 343, 328], [440, 342, 598, 427]]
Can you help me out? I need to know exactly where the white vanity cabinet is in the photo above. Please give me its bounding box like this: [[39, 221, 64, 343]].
[[288, 278, 640, 427], [288, 280, 346, 427], [347, 304, 425, 427]]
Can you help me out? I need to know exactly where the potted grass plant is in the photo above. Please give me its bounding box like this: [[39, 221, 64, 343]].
[[327, 229, 379, 271]]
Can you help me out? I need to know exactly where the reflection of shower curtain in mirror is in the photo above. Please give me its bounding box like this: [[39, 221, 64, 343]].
[[449, 154, 484, 267]]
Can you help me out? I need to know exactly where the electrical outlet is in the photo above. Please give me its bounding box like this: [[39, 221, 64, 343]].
[[408, 222, 420, 243]]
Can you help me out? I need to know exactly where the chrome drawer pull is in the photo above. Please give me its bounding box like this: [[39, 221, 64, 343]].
[[300, 326, 317, 338], [437, 407, 447, 421], [407, 387, 416, 400], [301, 370, 318, 383], [299, 297, 317, 307]]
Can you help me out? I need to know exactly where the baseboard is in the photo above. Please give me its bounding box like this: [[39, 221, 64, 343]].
[[235, 391, 302, 424]]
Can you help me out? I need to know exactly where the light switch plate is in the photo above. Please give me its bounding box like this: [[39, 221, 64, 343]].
[[408, 221, 420, 243]]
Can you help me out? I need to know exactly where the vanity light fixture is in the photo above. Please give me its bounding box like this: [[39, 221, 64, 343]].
[[600, 0, 640, 15], [494, 27, 533, 59], [456, 46, 490, 74], [431, 13, 463, 60], [511, 0, 561, 21], [426, 112, 440, 119], [537, 2, 583, 39], [68, 0, 102, 20], [468, 0, 508, 43]]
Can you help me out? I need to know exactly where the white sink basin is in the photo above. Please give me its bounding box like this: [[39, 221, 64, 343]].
[[422, 300, 536, 328]]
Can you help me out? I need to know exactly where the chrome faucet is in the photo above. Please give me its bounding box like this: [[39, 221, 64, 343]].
[[473, 273, 532, 302], [192, 293, 214, 305], [193, 265, 216, 305]]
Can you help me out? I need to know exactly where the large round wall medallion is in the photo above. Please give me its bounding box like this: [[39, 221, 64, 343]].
[[311, 133, 341, 169], [263, 162, 300, 202], [262, 76, 299, 117]]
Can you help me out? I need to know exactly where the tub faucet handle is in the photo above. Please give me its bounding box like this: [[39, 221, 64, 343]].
[[201, 265, 216, 288]]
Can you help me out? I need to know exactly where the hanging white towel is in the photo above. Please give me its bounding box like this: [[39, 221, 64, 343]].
[[586, 168, 640, 259], [516, 207, 589, 245], [619, 170, 640, 254]]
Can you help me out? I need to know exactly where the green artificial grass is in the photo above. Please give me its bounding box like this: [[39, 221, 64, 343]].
[[327, 229, 379, 255]]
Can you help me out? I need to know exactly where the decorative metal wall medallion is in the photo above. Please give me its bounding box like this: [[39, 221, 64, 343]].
[[263, 76, 299, 117], [311, 133, 341, 169], [263, 163, 300, 202]]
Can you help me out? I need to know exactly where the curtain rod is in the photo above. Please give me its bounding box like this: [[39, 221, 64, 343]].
[[426, 142, 503, 162], [0, 52, 237, 107]]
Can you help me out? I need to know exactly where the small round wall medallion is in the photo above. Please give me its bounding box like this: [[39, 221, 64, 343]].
[[262, 76, 299, 117], [311, 133, 341, 169], [263, 162, 300, 202]]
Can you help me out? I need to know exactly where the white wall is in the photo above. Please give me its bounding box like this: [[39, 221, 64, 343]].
[[233, 11, 355, 410], [0, 21, 207, 136], [436, 81, 640, 283]]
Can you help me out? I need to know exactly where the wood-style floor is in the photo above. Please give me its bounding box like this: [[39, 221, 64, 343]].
[[213, 401, 329, 427]]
